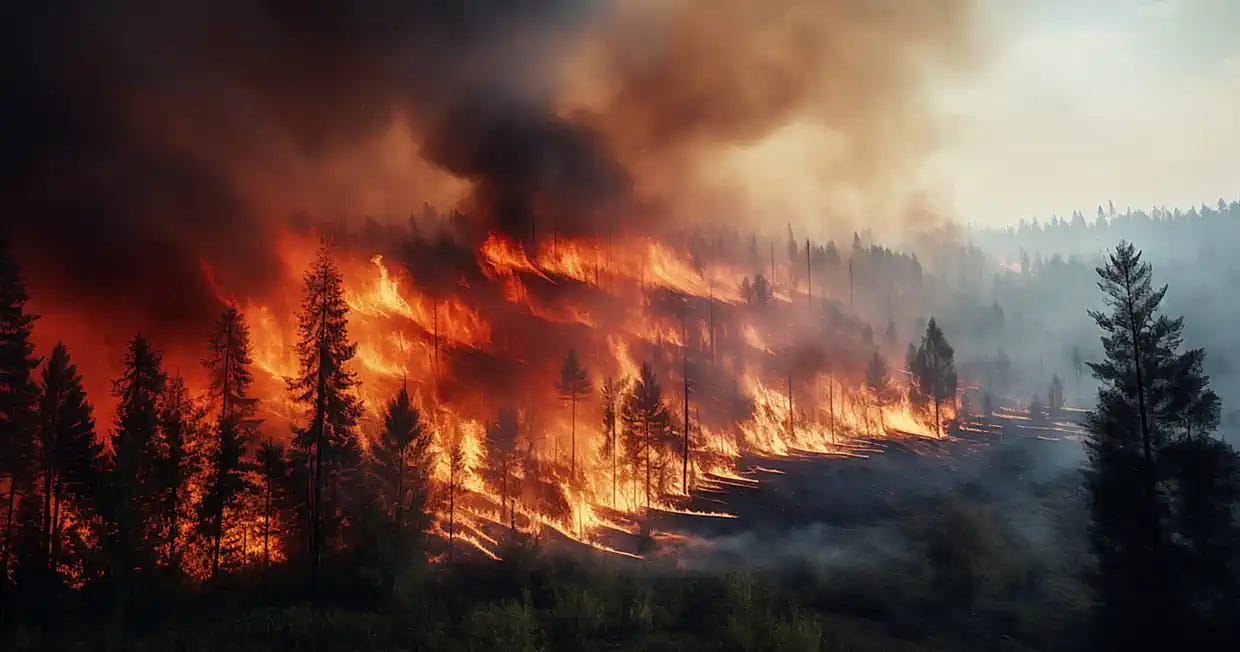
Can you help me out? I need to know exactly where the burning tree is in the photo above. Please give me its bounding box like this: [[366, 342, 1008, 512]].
[[255, 439, 285, 567], [621, 363, 672, 519], [287, 243, 364, 593], [907, 318, 957, 437], [484, 406, 520, 531], [865, 351, 894, 433], [555, 349, 592, 478], [200, 307, 258, 578], [445, 425, 466, 563], [600, 377, 626, 509]]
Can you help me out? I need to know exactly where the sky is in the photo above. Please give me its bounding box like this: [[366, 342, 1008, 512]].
[[930, 0, 1240, 226]]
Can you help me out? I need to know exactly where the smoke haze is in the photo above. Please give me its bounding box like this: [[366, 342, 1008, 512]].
[[3, 0, 978, 329]]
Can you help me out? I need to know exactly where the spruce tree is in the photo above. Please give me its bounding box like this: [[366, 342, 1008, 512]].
[[372, 384, 432, 542], [156, 376, 198, 571], [554, 349, 591, 478], [0, 237, 39, 616], [483, 406, 518, 531], [865, 352, 892, 432], [1085, 241, 1238, 646], [200, 307, 257, 579], [105, 334, 167, 584], [1048, 373, 1065, 415], [621, 363, 671, 516], [600, 377, 625, 508], [288, 243, 363, 593], [908, 318, 957, 437], [35, 344, 99, 575]]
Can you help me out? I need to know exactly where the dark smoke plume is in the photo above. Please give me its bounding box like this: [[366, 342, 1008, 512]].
[[2, 0, 976, 355]]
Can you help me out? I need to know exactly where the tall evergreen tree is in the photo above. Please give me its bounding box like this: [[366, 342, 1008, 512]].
[[865, 351, 893, 433], [34, 344, 99, 576], [156, 376, 198, 571], [554, 349, 591, 478], [1048, 373, 1065, 415], [200, 307, 257, 579], [288, 243, 363, 593], [1085, 241, 1237, 647], [908, 318, 957, 437], [621, 363, 671, 517], [104, 334, 167, 584], [600, 377, 625, 508], [371, 384, 432, 542], [483, 406, 519, 531], [0, 237, 39, 617]]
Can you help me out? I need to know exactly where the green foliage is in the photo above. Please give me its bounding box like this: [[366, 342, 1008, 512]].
[[621, 363, 673, 515], [921, 501, 1007, 609], [907, 318, 956, 436], [1085, 241, 1240, 647], [465, 599, 543, 652]]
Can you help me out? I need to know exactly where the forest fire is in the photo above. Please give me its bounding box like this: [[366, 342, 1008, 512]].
[[0, 0, 978, 608], [128, 222, 947, 566]]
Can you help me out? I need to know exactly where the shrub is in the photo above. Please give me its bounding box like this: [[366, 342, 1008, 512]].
[[464, 600, 543, 652]]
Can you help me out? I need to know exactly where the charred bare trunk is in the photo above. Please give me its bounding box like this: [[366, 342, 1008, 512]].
[[42, 466, 53, 569], [263, 474, 271, 566], [570, 392, 577, 478]]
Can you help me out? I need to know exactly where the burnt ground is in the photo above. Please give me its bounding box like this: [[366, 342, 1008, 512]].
[[652, 408, 1090, 566]]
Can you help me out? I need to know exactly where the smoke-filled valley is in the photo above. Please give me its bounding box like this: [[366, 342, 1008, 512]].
[[3, 1, 1240, 650]]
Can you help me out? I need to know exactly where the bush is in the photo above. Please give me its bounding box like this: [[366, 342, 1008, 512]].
[[550, 584, 607, 644], [465, 600, 543, 652]]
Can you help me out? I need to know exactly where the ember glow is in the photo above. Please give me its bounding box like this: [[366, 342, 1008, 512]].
[[164, 224, 943, 560], [4, 0, 978, 569]]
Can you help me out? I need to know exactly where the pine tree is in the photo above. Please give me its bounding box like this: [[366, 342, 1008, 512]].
[[288, 243, 363, 594], [445, 426, 465, 563], [483, 406, 519, 531], [0, 237, 39, 616], [554, 349, 591, 478], [600, 377, 625, 509], [372, 384, 432, 542], [752, 274, 771, 306], [104, 334, 167, 584], [1048, 373, 1065, 416], [1071, 346, 1084, 402], [200, 307, 257, 579], [1029, 394, 1045, 423], [621, 363, 671, 518], [908, 318, 957, 437], [156, 376, 198, 571], [34, 344, 99, 576], [865, 352, 892, 433], [1085, 241, 1238, 646]]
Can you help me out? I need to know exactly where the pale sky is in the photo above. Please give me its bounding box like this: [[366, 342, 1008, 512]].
[[929, 0, 1240, 226]]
